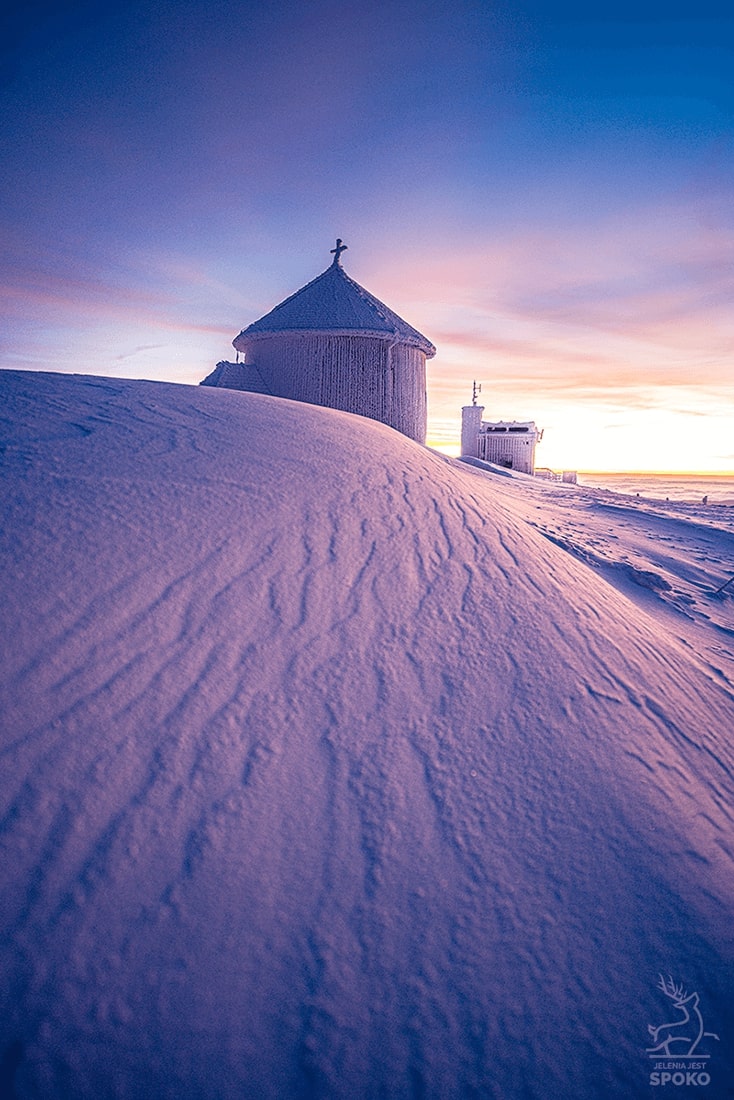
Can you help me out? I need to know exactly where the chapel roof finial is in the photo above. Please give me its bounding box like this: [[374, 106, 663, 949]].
[[330, 238, 348, 266]]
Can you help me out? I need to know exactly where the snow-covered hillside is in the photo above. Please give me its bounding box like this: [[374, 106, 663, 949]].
[[1, 370, 733, 1098]]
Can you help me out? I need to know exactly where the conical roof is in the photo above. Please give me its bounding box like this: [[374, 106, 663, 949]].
[[233, 255, 436, 358]]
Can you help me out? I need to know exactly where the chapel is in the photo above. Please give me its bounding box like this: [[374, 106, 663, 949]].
[[201, 240, 436, 444]]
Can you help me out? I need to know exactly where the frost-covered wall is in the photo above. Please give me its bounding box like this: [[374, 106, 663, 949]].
[[200, 361, 269, 393], [460, 404, 483, 457], [478, 426, 538, 473], [242, 333, 428, 444], [205, 254, 434, 443], [461, 405, 541, 474]]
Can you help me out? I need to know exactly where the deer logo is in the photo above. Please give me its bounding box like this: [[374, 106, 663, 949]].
[[646, 974, 720, 1057]]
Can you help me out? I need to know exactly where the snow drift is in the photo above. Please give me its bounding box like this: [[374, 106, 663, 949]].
[[1, 370, 733, 1098]]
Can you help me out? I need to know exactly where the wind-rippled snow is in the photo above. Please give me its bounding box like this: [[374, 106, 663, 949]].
[[1, 371, 733, 1098]]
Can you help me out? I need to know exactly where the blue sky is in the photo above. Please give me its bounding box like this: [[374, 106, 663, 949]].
[[2, 0, 732, 469]]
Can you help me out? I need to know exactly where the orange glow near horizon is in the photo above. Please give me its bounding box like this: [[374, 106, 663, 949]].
[[2, 252, 732, 475], [2, 0, 733, 477], [425, 367, 734, 475], [2, 206, 732, 477]]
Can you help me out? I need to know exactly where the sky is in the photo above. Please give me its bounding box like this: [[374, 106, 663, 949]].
[[1, 0, 732, 471]]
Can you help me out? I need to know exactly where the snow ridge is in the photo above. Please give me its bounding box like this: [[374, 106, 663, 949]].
[[1, 371, 732, 1098]]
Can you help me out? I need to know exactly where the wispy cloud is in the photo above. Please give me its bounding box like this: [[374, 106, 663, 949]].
[[366, 195, 734, 439], [115, 345, 167, 361]]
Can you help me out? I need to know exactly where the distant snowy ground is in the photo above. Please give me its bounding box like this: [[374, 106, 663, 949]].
[[1, 371, 733, 1099], [475, 465, 734, 683]]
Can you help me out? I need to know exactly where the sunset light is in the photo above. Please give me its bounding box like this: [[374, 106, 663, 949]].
[[2, 4, 734, 1090], [1, 0, 732, 473]]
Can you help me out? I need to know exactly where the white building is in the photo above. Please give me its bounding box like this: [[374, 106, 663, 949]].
[[461, 392, 542, 475], [201, 240, 436, 445]]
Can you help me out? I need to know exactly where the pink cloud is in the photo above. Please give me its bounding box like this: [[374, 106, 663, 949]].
[[359, 198, 733, 425]]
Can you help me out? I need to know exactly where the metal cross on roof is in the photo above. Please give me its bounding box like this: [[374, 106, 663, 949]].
[[330, 238, 348, 265]]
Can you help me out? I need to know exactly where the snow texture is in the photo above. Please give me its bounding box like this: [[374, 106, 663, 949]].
[[234, 261, 436, 355], [1, 370, 733, 1098], [200, 361, 270, 394], [215, 262, 433, 444], [214, 334, 428, 445]]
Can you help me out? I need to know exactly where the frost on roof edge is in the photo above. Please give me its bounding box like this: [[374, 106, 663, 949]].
[[235, 262, 436, 357]]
